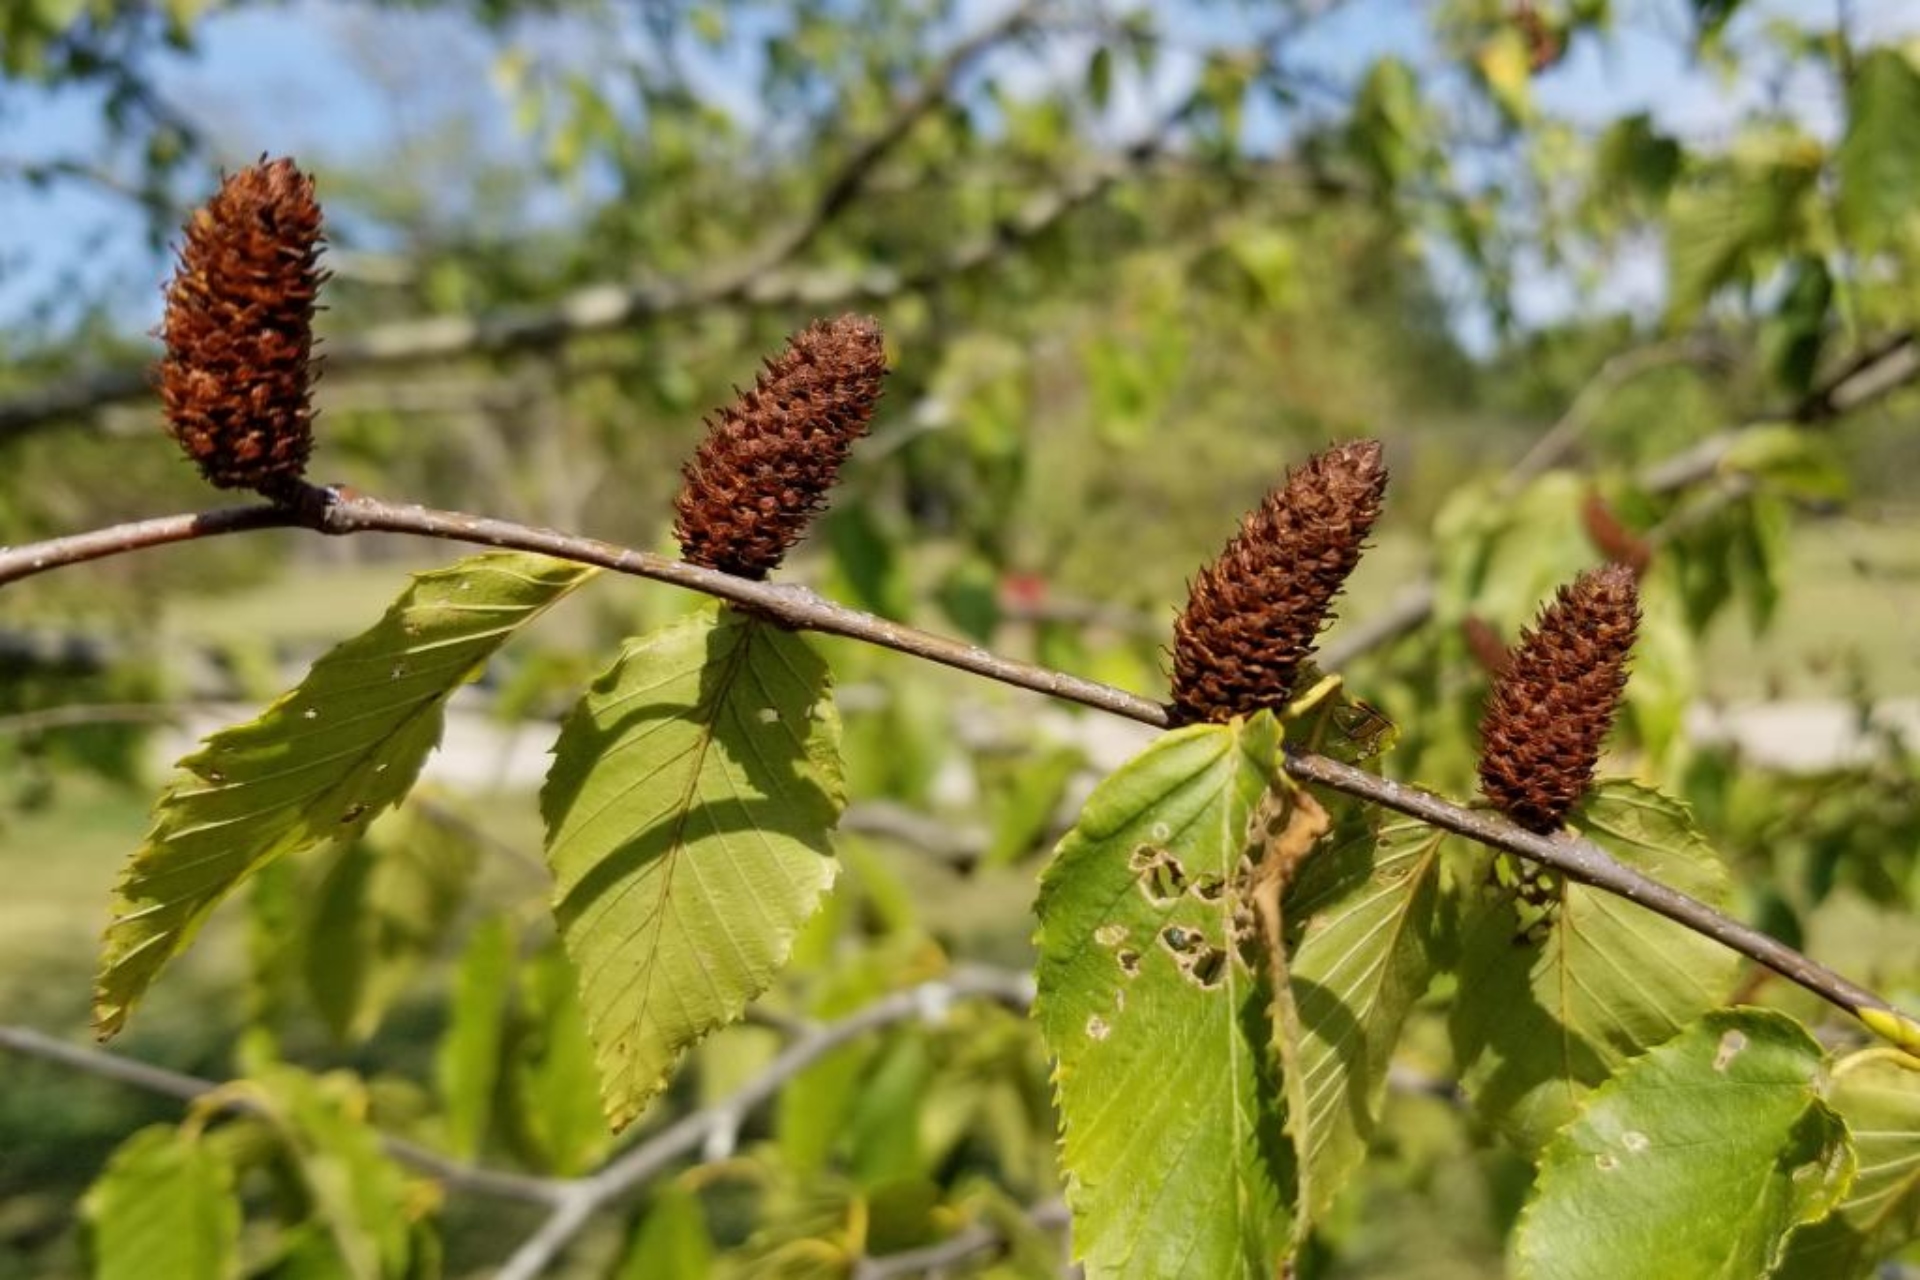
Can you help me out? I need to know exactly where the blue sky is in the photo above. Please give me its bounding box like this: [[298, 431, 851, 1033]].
[[2, 0, 1916, 348]]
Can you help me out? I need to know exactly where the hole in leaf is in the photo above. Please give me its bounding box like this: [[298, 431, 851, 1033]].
[[1186, 945, 1227, 988], [1144, 857, 1188, 903]]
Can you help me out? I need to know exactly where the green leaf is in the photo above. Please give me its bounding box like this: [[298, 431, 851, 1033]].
[[1718, 425, 1851, 504], [1666, 160, 1817, 324], [615, 1183, 714, 1279], [1350, 57, 1427, 191], [1838, 48, 1920, 244], [983, 744, 1083, 868], [508, 941, 612, 1175], [95, 554, 595, 1038], [305, 808, 479, 1042], [1476, 27, 1533, 123], [1450, 781, 1741, 1149], [84, 1126, 241, 1280], [434, 915, 516, 1160], [1284, 817, 1446, 1224], [1774, 1049, 1920, 1277], [1594, 113, 1681, 208], [1035, 716, 1290, 1277], [251, 1063, 418, 1280], [1434, 472, 1596, 638], [1515, 1009, 1852, 1280], [1086, 45, 1113, 110], [542, 602, 844, 1131]]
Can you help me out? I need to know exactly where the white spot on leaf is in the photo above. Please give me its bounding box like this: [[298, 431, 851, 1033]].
[[1714, 1029, 1748, 1072]]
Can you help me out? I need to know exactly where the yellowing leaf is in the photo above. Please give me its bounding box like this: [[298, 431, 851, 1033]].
[[1775, 1049, 1920, 1277]]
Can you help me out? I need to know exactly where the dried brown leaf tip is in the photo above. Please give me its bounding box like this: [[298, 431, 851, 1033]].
[[1169, 439, 1388, 725], [674, 314, 887, 579], [1478, 564, 1641, 834], [158, 156, 325, 498]]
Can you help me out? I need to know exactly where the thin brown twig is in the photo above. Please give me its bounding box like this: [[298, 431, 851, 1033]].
[[0, 485, 1908, 1038]]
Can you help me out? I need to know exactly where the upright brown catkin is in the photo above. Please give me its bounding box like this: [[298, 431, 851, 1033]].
[[1169, 439, 1388, 724], [1477, 564, 1641, 833], [157, 157, 325, 497], [673, 315, 887, 579]]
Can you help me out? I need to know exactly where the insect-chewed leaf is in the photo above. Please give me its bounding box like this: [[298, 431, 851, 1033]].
[[83, 1126, 241, 1280], [1283, 815, 1445, 1225], [1034, 714, 1291, 1278], [1449, 779, 1741, 1149], [542, 602, 844, 1132], [1515, 1009, 1853, 1280], [94, 554, 596, 1039], [1774, 1048, 1920, 1277]]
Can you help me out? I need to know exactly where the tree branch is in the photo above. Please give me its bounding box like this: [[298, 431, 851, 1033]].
[[0, 0, 1074, 442], [0, 965, 1038, 1259], [0, 1024, 565, 1207], [494, 966, 1036, 1280], [853, 1199, 1071, 1280], [1319, 328, 1920, 668], [2, 485, 1912, 1044]]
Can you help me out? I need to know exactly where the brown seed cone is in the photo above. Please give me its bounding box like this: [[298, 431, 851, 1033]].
[[1477, 564, 1641, 834], [673, 314, 887, 579], [1168, 439, 1388, 724], [157, 157, 325, 496]]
